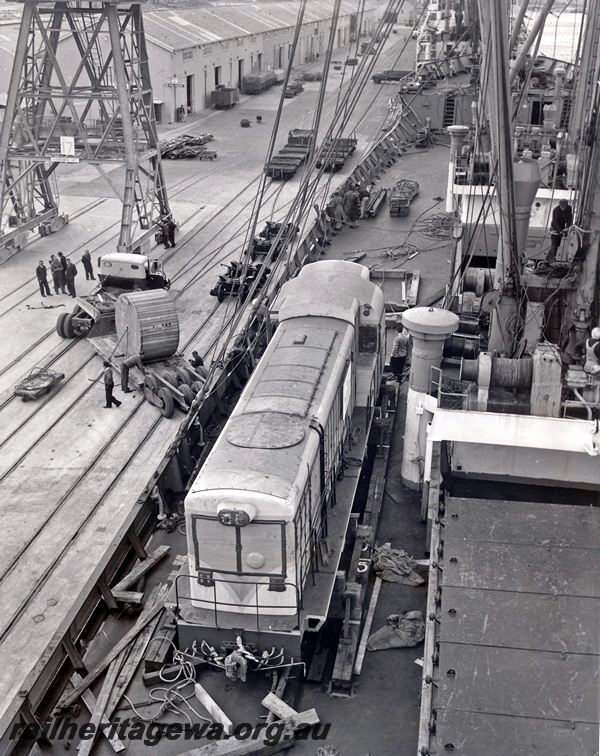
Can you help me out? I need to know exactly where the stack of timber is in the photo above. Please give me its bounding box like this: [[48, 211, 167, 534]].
[[316, 136, 357, 172], [56, 581, 170, 755], [160, 133, 215, 159]]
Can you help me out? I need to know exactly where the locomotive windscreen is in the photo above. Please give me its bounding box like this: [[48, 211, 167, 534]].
[[192, 515, 286, 577]]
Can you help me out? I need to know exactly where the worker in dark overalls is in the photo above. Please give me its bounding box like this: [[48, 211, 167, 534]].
[[548, 199, 573, 262], [121, 351, 145, 393], [165, 217, 177, 248]]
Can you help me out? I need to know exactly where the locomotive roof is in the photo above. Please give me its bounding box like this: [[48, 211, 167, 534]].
[[190, 318, 351, 502], [188, 261, 384, 506], [276, 260, 383, 327]]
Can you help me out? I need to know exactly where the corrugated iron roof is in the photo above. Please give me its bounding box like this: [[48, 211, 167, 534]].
[[143, 0, 378, 51]]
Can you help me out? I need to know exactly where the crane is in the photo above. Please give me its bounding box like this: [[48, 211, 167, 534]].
[[0, 0, 170, 263]]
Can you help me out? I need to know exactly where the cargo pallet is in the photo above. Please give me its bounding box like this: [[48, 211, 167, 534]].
[[389, 179, 419, 216]]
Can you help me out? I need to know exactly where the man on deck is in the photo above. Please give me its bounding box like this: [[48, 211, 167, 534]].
[[390, 324, 410, 382], [548, 199, 573, 262]]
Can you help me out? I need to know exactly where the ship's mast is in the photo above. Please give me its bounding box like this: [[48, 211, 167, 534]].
[[568, 2, 600, 227], [508, 0, 530, 55], [509, 0, 555, 88], [477, 0, 521, 354]]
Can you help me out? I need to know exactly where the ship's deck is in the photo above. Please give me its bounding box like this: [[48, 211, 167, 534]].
[[0, 25, 457, 750], [432, 497, 600, 754]]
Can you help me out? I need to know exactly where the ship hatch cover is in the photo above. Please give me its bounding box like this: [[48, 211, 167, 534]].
[[227, 414, 305, 449]]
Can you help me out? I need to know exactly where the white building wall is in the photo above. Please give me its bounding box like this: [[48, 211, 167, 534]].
[[152, 9, 379, 115]]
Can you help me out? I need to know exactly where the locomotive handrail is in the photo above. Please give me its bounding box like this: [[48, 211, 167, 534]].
[[174, 573, 301, 633]]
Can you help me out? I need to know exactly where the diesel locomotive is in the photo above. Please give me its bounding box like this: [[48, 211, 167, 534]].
[[179, 260, 385, 656]]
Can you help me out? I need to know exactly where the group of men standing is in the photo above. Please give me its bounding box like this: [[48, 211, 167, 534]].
[[35, 249, 95, 298], [325, 183, 371, 233]]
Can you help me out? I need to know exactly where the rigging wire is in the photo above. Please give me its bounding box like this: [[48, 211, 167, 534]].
[[178, 0, 445, 417], [212, 0, 410, 355]]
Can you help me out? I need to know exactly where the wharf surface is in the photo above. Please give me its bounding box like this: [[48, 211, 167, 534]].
[[0, 27, 457, 755]]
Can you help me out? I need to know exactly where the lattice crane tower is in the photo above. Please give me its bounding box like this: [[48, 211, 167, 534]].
[[0, 0, 171, 262]]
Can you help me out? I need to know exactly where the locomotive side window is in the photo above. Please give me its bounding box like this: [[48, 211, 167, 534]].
[[342, 360, 352, 419], [359, 324, 378, 353]]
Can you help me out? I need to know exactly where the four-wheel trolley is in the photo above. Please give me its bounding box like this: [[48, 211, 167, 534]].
[[13, 367, 65, 401]]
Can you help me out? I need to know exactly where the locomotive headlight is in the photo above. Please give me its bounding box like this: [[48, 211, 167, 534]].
[[246, 552, 266, 569], [216, 502, 257, 526]]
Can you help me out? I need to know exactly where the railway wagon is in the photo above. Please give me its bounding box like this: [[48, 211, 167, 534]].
[[179, 261, 385, 655]]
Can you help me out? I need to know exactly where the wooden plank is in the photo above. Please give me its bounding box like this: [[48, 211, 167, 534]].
[[306, 645, 329, 684], [112, 545, 170, 592], [261, 692, 298, 720], [331, 626, 358, 686], [77, 655, 125, 756], [70, 673, 126, 753], [283, 710, 320, 728], [57, 598, 165, 710], [144, 608, 177, 672], [266, 664, 291, 724], [406, 270, 420, 306], [194, 682, 234, 736], [353, 576, 383, 676], [177, 730, 296, 756], [111, 590, 144, 605], [104, 586, 169, 719]]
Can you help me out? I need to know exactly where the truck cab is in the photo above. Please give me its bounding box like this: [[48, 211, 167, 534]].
[[97, 252, 169, 291], [56, 252, 170, 340], [372, 69, 410, 84]]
